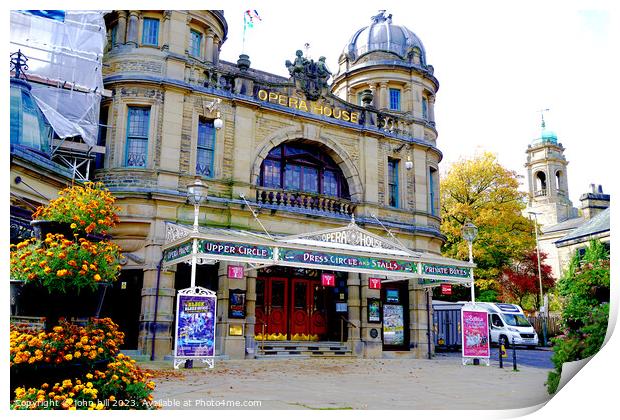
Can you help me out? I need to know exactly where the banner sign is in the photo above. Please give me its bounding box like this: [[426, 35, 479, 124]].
[[321, 273, 335, 286], [422, 263, 471, 279], [279, 248, 418, 275], [175, 293, 216, 358], [199, 240, 274, 260], [383, 304, 405, 345], [163, 240, 193, 263], [369, 278, 382, 289], [461, 306, 490, 358]]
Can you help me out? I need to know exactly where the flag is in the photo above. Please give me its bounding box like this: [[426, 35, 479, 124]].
[[244, 10, 262, 29]]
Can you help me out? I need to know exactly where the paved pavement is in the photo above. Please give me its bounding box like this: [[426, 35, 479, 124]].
[[138, 355, 553, 410]]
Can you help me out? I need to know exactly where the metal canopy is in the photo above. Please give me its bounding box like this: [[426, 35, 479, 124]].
[[162, 219, 475, 286]]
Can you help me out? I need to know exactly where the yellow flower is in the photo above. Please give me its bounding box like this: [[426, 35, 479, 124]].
[[94, 274, 101, 281], [64, 354, 73, 361], [70, 223, 77, 229]]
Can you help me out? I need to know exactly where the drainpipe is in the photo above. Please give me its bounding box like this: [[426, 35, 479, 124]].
[[150, 256, 165, 361], [426, 289, 432, 359]]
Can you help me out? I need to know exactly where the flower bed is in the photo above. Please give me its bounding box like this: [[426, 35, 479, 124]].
[[11, 354, 158, 410], [10, 319, 158, 410]]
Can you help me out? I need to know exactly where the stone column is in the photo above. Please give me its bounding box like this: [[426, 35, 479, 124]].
[[244, 268, 257, 359], [205, 30, 215, 63], [161, 11, 171, 50], [214, 39, 221, 65], [347, 272, 362, 356], [378, 82, 389, 109], [216, 262, 246, 359], [360, 274, 382, 358], [368, 83, 377, 108], [116, 11, 128, 45], [409, 281, 432, 359], [347, 87, 355, 104], [126, 10, 140, 46], [403, 83, 413, 114], [138, 235, 177, 360], [428, 95, 436, 123]]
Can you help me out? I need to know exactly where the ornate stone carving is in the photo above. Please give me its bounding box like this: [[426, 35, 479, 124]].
[[285, 50, 331, 101]]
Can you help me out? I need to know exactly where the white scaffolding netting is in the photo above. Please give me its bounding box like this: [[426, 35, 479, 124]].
[[10, 10, 107, 146]]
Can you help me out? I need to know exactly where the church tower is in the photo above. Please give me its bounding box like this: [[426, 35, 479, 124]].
[[524, 113, 578, 226]]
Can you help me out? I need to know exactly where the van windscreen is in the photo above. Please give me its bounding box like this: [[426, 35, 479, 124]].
[[503, 314, 531, 327]]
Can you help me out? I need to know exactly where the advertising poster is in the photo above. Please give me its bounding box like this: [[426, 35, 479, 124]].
[[228, 289, 246, 319], [367, 298, 381, 323], [175, 294, 216, 357], [383, 304, 404, 345], [461, 306, 490, 358]]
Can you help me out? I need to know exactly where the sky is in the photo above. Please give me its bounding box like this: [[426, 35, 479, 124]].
[[215, 0, 617, 207]]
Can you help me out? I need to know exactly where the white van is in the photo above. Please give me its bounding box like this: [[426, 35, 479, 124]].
[[473, 302, 539, 348]]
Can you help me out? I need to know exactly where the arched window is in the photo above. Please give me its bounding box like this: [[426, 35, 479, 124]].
[[259, 143, 350, 199], [555, 170, 562, 190], [535, 171, 547, 196]]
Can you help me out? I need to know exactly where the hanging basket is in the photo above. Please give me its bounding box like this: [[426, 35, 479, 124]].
[[30, 220, 74, 241], [10, 280, 110, 330]]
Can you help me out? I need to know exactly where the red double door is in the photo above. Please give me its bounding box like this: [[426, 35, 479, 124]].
[[255, 277, 327, 340]]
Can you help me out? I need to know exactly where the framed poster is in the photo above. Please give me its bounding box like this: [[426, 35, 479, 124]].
[[174, 287, 217, 369], [461, 305, 490, 359], [367, 298, 381, 323], [228, 289, 246, 319], [382, 304, 404, 345]]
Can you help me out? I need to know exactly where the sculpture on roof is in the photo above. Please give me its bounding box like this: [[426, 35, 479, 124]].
[[285, 49, 331, 101]]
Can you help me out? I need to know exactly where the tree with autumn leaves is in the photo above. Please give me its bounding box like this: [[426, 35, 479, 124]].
[[438, 152, 540, 304], [499, 250, 555, 308]]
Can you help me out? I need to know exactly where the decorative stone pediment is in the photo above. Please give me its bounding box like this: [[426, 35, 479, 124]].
[[280, 216, 415, 255]]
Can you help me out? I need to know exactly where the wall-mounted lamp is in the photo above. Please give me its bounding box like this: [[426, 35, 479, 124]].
[[405, 156, 413, 171], [213, 115, 223, 130]]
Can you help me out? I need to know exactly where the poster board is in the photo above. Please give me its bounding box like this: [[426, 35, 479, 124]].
[[461, 304, 490, 365], [173, 286, 217, 369], [383, 304, 404, 345]]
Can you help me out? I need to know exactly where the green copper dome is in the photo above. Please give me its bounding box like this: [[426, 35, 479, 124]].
[[533, 117, 558, 145]]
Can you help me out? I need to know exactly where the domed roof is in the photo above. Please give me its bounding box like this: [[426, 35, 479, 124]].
[[343, 11, 427, 64], [533, 117, 558, 145]]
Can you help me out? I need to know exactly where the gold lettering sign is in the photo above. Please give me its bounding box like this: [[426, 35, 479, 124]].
[[257, 89, 360, 123]]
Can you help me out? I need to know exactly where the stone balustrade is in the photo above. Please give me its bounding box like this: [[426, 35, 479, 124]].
[[256, 186, 356, 216]]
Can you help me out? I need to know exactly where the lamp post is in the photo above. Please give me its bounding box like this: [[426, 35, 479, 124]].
[[461, 220, 478, 303], [528, 211, 548, 347], [187, 178, 208, 288]]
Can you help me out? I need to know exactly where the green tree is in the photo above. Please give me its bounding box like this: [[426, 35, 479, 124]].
[[440, 152, 534, 297], [546, 240, 610, 394]]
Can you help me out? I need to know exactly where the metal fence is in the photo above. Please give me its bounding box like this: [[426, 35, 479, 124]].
[[528, 315, 563, 338]]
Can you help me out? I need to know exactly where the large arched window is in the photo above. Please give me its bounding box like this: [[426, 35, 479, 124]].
[[260, 143, 350, 199], [535, 171, 547, 196]]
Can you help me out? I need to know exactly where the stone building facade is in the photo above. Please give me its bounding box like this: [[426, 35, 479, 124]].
[[524, 119, 610, 280], [99, 10, 460, 360]]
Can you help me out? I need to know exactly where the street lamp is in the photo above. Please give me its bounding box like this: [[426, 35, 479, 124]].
[[461, 220, 478, 303], [528, 211, 548, 347], [187, 178, 208, 289], [187, 178, 208, 231]]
